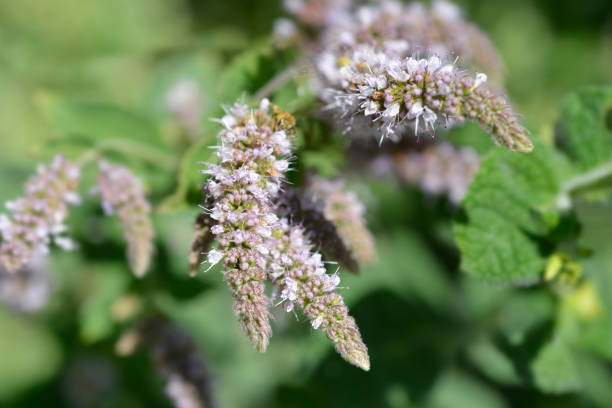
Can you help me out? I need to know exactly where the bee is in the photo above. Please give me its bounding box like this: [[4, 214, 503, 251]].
[[272, 105, 296, 135]]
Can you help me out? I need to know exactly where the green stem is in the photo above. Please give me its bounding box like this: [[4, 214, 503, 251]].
[[556, 162, 612, 210]]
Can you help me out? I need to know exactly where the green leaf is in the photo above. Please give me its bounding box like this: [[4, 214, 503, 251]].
[[454, 138, 571, 284], [426, 369, 508, 408], [218, 43, 299, 103], [497, 292, 556, 345], [466, 336, 522, 386], [37, 92, 165, 147], [557, 87, 612, 171], [455, 88, 612, 285], [531, 339, 582, 393], [0, 308, 62, 401], [79, 262, 130, 343]]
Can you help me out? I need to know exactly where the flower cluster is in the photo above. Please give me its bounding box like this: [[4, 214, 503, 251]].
[[283, 0, 350, 29], [166, 79, 204, 138], [201, 99, 369, 369], [323, 46, 533, 152], [0, 155, 80, 272], [269, 219, 370, 370], [315, 0, 503, 86], [202, 99, 292, 352], [97, 162, 154, 278], [275, 187, 359, 273], [308, 177, 377, 264], [0, 254, 51, 313], [116, 318, 215, 408], [393, 142, 480, 204]]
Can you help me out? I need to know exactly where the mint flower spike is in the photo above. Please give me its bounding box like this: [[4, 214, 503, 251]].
[[393, 142, 480, 204], [308, 177, 377, 265], [315, 0, 504, 87], [325, 47, 533, 152], [202, 98, 295, 352], [0, 155, 80, 272], [97, 162, 154, 278], [269, 219, 370, 371]]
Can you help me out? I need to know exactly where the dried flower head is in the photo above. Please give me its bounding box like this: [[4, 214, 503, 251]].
[[308, 177, 377, 264], [275, 187, 359, 273], [269, 219, 370, 370], [142, 318, 215, 408], [201, 99, 295, 352], [97, 162, 154, 278], [0, 155, 80, 272], [323, 46, 532, 152], [393, 142, 480, 204], [189, 189, 217, 277]]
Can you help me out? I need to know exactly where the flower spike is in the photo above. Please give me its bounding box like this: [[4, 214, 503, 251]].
[[97, 162, 154, 278], [0, 155, 80, 272]]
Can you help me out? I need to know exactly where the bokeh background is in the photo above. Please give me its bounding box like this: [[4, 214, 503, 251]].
[[0, 0, 611, 407]]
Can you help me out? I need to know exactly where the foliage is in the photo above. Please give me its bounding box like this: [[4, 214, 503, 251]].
[[0, 0, 612, 407]]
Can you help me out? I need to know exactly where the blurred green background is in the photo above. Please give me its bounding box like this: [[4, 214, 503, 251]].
[[0, 0, 611, 407]]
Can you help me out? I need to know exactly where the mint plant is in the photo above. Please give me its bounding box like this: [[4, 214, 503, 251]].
[[1, 0, 612, 407]]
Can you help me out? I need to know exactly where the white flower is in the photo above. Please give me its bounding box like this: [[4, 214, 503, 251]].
[[256, 226, 272, 238], [407, 102, 424, 119], [0, 214, 11, 232], [274, 160, 289, 172], [64, 192, 81, 205], [427, 55, 442, 71], [323, 274, 340, 292], [211, 225, 224, 235], [422, 107, 438, 130], [273, 18, 297, 42], [280, 277, 298, 303], [363, 101, 379, 116], [383, 103, 401, 118], [404, 58, 420, 74], [220, 115, 237, 129], [210, 207, 223, 221], [432, 0, 462, 21], [312, 316, 323, 329], [386, 60, 409, 81], [207, 249, 223, 266], [54, 236, 76, 251], [474, 73, 488, 88]]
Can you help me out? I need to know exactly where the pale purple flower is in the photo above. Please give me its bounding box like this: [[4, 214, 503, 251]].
[[393, 142, 481, 203], [269, 219, 370, 371], [284, 0, 351, 29], [0, 155, 80, 272], [97, 162, 154, 278], [323, 45, 533, 152], [308, 177, 377, 265], [166, 79, 204, 137], [315, 0, 504, 87], [0, 253, 51, 313], [202, 98, 295, 352]]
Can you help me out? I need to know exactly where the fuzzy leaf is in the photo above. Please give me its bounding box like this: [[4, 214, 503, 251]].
[[37, 92, 165, 147], [454, 138, 571, 284], [531, 340, 582, 393], [556, 87, 612, 170], [455, 87, 612, 285]]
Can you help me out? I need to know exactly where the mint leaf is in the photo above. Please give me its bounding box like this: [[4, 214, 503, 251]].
[[454, 138, 571, 284]]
